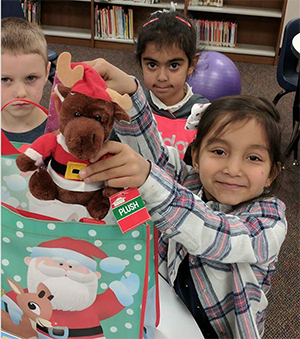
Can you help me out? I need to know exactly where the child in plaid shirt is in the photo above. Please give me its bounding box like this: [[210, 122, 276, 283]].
[[80, 60, 287, 339]]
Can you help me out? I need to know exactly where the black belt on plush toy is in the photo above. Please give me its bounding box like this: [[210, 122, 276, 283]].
[[37, 324, 104, 337], [50, 158, 87, 180]]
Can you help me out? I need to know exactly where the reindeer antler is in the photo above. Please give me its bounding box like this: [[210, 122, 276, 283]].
[[106, 88, 132, 110], [56, 52, 84, 88]]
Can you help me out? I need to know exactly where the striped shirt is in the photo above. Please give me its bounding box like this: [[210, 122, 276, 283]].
[[115, 81, 287, 338]]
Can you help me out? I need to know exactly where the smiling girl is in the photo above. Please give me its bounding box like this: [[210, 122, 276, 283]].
[[80, 60, 287, 339]]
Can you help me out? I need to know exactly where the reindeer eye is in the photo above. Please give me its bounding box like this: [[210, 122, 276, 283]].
[[74, 112, 81, 117], [95, 115, 101, 122], [28, 302, 41, 315]]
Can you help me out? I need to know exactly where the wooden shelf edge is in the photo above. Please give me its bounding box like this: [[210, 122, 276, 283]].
[[94, 40, 135, 50], [94, 36, 135, 44], [94, 1, 185, 10], [201, 44, 275, 57], [45, 36, 93, 47], [223, 53, 275, 65], [42, 25, 91, 39], [188, 4, 282, 18]]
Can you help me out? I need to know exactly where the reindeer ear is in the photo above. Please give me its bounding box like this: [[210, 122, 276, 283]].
[[106, 88, 132, 110], [113, 103, 131, 123], [57, 52, 84, 87], [7, 278, 23, 295], [57, 84, 71, 99], [37, 282, 52, 299], [51, 92, 62, 114], [52, 84, 71, 113]]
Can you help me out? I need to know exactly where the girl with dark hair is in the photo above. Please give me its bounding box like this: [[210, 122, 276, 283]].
[[136, 9, 209, 158], [82, 57, 287, 339]]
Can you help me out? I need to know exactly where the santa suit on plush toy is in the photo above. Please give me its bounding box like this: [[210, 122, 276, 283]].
[[22, 65, 114, 194], [24, 132, 104, 193], [5, 237, 139, 339]]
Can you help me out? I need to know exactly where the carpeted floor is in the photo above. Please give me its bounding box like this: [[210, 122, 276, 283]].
[[42, 43, 300, 339]]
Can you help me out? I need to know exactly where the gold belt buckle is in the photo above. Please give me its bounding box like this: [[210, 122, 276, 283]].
[[65, 162, 87, 180]]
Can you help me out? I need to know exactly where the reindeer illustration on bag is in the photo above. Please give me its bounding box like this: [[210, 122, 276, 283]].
[[1, 277, 54, 339]]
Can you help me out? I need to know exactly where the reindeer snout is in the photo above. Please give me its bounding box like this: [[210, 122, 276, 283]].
[[64, 118, 104, 160]]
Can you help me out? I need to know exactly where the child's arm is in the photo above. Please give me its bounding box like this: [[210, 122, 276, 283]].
[[87, 58, 197, 186], [138, 162, 287, 265], [84, 58, 137, 95], [81, 141, 287, 265]]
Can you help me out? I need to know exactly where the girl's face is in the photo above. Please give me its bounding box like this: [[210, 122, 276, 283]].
[[192, 118, 277, 206], [141, 43, 196, 106]]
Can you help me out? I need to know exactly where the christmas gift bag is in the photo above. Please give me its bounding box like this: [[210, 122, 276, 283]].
[[1, 203, 155, 339], [1, 100, 160, 339]]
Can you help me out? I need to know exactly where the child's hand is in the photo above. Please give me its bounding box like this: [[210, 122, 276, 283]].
[[84, 58, 137, 95], [79, 141, 151, 188]]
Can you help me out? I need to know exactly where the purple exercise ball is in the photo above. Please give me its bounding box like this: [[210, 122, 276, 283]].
[[187, 51, 242, 102]]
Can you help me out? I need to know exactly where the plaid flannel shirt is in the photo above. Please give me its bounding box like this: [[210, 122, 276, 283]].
[[115, 80, 287, 338]]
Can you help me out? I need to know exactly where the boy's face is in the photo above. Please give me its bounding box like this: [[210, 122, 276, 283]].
[[192, 119, 276, 206], [141, 43, 195, 106], [1, 53, 49, 117]]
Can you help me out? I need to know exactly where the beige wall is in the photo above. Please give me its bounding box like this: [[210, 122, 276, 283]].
[[281, 0, 300, 45]]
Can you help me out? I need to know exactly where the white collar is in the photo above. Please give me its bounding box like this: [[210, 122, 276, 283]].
[[57, 133, 71, 154], [149, 83, 193, 112]]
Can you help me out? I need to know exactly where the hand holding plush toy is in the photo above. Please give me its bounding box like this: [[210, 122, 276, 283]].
[[16, 52, 131, 220]]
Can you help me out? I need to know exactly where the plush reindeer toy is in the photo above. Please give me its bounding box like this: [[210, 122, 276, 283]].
[[16, 52, 131, 220]]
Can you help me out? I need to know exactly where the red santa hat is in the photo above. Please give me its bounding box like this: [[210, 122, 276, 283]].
[[30, 237, 107, 272], [70, 62, 111, 102]]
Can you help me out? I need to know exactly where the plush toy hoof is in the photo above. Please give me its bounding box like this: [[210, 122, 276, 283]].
[[29, 169, 57, 200], [102, 187, 121, 198], [87, 191, 110, 220]]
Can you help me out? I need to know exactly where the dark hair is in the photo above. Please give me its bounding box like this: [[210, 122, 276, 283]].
[[186, 95, 283, 197], [136, 11, 197, 67]]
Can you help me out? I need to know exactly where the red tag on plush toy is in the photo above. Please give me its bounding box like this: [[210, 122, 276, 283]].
[[110, 188, 151, 233]]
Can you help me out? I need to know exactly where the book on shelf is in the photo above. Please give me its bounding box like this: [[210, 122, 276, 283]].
[[95, 5, 134, 40], [189, 0, 223, 7], [194, 19, 237, 48], [21, 0, 41, 25]]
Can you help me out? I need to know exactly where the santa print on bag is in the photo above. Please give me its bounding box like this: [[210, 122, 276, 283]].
[[2, 237, 140, 339]]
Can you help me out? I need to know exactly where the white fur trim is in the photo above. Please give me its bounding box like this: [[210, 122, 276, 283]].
[[56, 133, 70, 153], [54, 84, 65, 102], [24, 148, 44, 166]]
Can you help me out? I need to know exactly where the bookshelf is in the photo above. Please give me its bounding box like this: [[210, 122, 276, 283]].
[[40, 0, 92, 47], [38, 0, 287, 65], [187, 0, 287, 64]]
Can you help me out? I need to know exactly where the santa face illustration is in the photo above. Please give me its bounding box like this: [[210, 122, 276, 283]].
[[25, 256, 101, 311], [3, 237, 140, 339]]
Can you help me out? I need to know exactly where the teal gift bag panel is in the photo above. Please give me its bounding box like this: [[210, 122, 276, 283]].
[[2, 143, 30, 210], [1, 205, 154, 339], [2, 146, 92, 221]]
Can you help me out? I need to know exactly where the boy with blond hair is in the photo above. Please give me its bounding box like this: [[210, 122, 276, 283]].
[[1, 17, 50, 142]]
